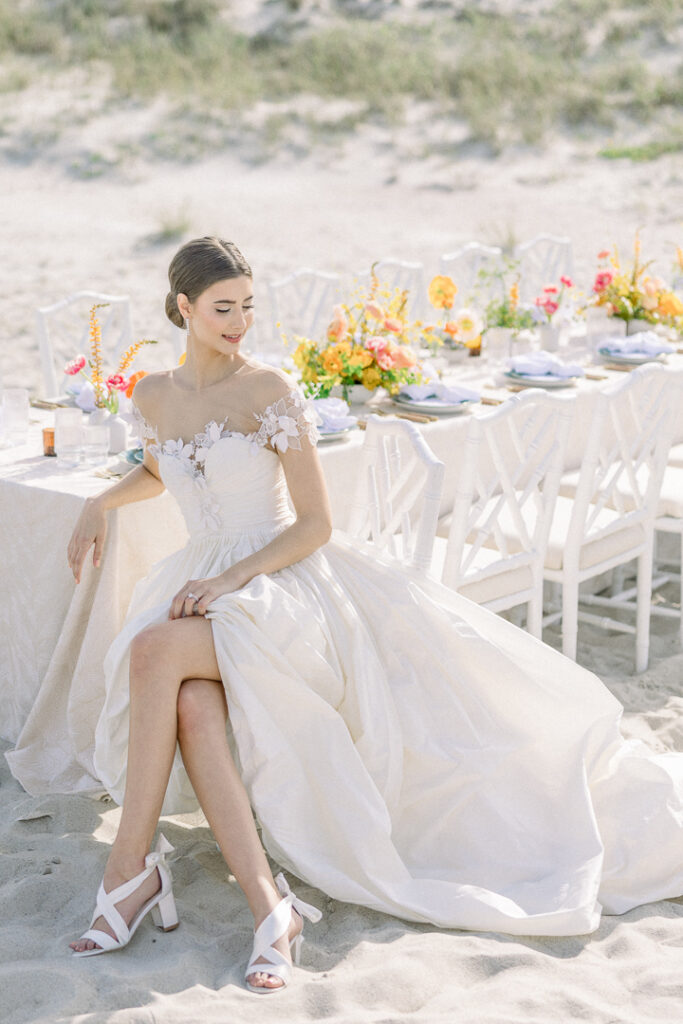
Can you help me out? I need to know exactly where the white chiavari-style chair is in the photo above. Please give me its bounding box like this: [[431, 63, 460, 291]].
[[439, 242, 503, 304], [513, 234, 574, 304], [267, 268, 343, 346], [544, 365, 677, 672], [346, 416, 445, 573], [431, 391, 573, 637], [353, 259, 427, 318], [572, 370, 683, 647], [36, 291, 133, 399]]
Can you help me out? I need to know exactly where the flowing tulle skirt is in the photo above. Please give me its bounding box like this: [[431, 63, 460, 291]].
[[95, 528, 683, 937]]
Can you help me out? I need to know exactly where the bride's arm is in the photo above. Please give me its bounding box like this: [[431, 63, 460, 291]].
[[169, 440, 332, 618], [67, 456, 165, 583]]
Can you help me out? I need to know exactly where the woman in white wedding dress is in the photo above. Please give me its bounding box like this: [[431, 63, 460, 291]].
[[68, 237, 683, 990]]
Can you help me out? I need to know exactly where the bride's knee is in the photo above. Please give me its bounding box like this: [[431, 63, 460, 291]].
[[177, 679, 226, 738], [130, 623, 174, 675]]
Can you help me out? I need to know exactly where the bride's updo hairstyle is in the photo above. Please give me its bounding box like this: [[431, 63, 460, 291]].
[[165, 236, 253, 328]]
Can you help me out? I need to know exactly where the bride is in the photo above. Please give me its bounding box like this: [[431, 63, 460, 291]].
[[67, 236, 683, 991]]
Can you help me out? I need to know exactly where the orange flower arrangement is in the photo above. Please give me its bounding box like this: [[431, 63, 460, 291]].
[[64, 303, 157, 412]]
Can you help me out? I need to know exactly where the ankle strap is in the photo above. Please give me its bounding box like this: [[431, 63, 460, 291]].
[[274, 873, 322, 924]]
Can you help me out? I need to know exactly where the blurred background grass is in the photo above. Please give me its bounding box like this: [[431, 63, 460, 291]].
[[0, 0, 682, 159]]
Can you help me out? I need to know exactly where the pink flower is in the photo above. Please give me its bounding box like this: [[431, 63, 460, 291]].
[[391, 347, 416, 369], [543, 285, 558, 294], [64, 355, 86, 375], [376, 350, 396, 370], [641, 294, 658, 311], [383, 317, 403, 333], [327, 304, 349, 342], [364, 301, 385, 320], [593, 271, 613, 293], [560, 276, 574, 288], [597, 250, 610, 260], [365, 335, 388, 355], [543, 300, 559, 317], [106, 373, 129, 391]]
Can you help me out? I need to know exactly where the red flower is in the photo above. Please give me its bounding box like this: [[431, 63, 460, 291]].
[[106, 373, 129, 391], [560, 276, 574, 288], [597, 250, 610, 260], [593, 271, 613, 294], [543, 300, 559, 317], [64, 355, 86, 375], [543, 285, 558, 294]]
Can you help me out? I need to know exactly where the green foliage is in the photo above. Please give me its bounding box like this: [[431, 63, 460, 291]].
[[599, 140, 683, 161]]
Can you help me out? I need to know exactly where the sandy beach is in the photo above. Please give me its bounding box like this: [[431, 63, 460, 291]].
[[3, 2, 683, 1020]]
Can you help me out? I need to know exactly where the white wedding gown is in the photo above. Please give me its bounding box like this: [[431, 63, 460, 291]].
[[95, 387, 683, 938]]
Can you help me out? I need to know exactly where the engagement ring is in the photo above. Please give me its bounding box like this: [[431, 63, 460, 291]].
[[187, 592, 198, 601]]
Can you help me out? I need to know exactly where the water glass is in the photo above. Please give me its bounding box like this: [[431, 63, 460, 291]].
[[1, 388, 30, 446], [55, 408, 83, 468], [82, 422, 110, 466]]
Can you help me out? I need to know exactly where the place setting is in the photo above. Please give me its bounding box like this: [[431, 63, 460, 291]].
[[499, 350, 585, 390], [594, 331, 675, 369], [389, 381, 481, 416], [312, 397, 360, 443]]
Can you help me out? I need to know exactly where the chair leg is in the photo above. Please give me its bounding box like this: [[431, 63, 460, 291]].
[[635, 546, 653, 674], [527, 595, 543, 639], [561, 577, 579, 661]]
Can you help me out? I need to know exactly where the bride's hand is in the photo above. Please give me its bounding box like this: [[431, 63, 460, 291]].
[[67, 497, 108, 583], [169, 565, 248, 620]]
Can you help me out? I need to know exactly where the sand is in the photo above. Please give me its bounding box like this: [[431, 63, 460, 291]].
[[2, 26, 683, 1024]]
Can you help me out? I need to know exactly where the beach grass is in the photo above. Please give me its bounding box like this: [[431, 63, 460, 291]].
[[1, 0, 682, 155]]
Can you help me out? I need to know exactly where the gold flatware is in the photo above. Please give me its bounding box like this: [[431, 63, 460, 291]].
[[480, 395, 505, 406], [30, 398, 70, 409], [584, 372, 609, 381]]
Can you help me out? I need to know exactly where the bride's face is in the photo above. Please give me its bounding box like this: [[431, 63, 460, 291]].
[[182, 276, 255, 355]]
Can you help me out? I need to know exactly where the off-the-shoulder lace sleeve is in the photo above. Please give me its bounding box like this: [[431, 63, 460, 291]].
[[252, 387, 320, 453], [132, 401, 160, 458]]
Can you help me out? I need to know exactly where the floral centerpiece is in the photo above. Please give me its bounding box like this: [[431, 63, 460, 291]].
[[592, 236, 683, 333], [64, 303, 157, 412], [481, 273, 535, 335], [533, 277, 574, 322], [424, 275, 483, 355], [289, 271, 422, 399]]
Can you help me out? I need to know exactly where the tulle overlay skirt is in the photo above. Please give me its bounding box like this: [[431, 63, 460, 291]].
[[95, 527, 683, 936]]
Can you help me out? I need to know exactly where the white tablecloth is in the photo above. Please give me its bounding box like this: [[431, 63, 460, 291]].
[[3, 354, 682, 795]]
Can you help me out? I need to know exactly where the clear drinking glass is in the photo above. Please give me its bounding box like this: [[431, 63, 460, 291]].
[[1, 388, 30, 446], [54, 408, 83, 468], [82, 422, 110, 466]]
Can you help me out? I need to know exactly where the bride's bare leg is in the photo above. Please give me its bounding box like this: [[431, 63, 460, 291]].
[[70, 617, 222, 953], [176, 677, 301, 991]]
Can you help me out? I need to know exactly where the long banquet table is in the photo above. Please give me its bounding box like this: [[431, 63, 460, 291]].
[[3, 354, 683, 797]]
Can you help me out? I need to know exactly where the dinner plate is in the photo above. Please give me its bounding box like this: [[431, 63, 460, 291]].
[[597, 349, 667, 366], [124, 447, 144, 464], [503, 371, 579, 389], [392, 395, 478, 414], [317, 426, 358, 444]]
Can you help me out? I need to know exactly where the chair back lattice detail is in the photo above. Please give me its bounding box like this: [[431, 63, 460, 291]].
[[347, 417, 445, 573], [513, 234, 574, 304], [441, 391, 573, 589], [566, 365, 675, 552], [267, 268, 343, 345], [439, 243, 503, 303], [36, 291, 133, 399]]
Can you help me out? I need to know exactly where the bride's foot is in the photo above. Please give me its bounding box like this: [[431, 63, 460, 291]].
[[69, 857, 161, 954], [69, 834, 178, 956], [244, 873, 322, 994], [246, 908, 303, 991]]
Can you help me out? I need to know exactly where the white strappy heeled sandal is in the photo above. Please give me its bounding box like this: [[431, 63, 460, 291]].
[[245, 872, 322, 994], [72, 833, 179, 958]]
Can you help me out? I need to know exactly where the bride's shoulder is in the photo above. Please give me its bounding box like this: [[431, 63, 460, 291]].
[[242, 362, 303, 409], [129, 370, 173, 416]]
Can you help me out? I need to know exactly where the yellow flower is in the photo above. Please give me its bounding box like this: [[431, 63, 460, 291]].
[[321, 347, 345, 375], [178, 351, 186, 366], [509, 282, 519, 309], [428, 275, 457, 310], [361, 366, 382, 389], [677, 247, 683, 272], [658, 292, 683, 317], [348, 346, 373, 371]]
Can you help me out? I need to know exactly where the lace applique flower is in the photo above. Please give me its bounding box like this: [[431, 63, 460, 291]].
[[253, 390, 320, 453]]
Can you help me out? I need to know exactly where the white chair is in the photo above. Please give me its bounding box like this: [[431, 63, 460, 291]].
[[544, 365, 677, 672], [353, 259, 426, 318], [431, 391, 573, 637], [513, 235, 574, 304], [580, 372, 683, 647], [439, 242, 503, 304], [36, 291, 134, 399], [267, 268, 343, 346], [347, 416, 445, 573]]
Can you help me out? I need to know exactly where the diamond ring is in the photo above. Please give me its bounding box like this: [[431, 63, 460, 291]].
[[186, 592, 198, 601]]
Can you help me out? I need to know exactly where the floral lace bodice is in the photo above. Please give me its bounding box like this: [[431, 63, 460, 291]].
[[132, 388, 320, 536]]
